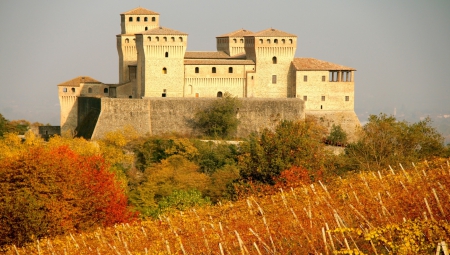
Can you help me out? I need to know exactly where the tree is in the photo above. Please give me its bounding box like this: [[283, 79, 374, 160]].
[[238, 119, 329, 184], [193, 93, 240, 139], [326, 124, 348, 146], [0, 145, 136, 247], [345, 114, 445, 170], [0, 113, 8, 137]]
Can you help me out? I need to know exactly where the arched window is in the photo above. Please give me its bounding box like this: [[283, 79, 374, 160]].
[[144, 17, 148, 22], [282, 39, 285, 44], [88, 87, 92, 93], [272, 56, 277, 64], [217, 91, 223, 97], [163, 37, 167, 42], [152, 17, 156, 22], [289, 39, 293, 44], [195, 67, 199, 73], [259, 39, 263, 44], [212, 67, 216, 73], [188, 85, 193, 94], [240, 39, 244, 43], [104, 88, 109, 93], [274, 39, 278, 44], [137, 17, 140, 22], [125, 38, 129, 43], [228, 67, 233, 73], [179, 37, 183, 42], [145, 27, 148, 31], [71, 88, 76, 92], [165, 52, 169, 58], [171, 37, 175, 42], [147, 36, 151, 41], [162, 89, 167, 97], [156, 36, 159, 41], [162, 67, 167, 74], [233, 39, 237, 43], [129, 17, 133, 22], [267, 39, 271, 44]]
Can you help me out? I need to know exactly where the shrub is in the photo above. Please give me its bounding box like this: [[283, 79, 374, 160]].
[[0, 146, 136, 247], [193, 93, 240, 139], [326, 124, 348, 145]]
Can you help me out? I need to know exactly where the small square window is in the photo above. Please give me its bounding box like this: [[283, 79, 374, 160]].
[[321, 96, 325, 101], [303, 96, 307, 101], [303, 75, 307, 82], [63, 88, 67, 92], [272, 75, 277, 84], [345, 96, 349, 101], [322, 76, 326, 82]]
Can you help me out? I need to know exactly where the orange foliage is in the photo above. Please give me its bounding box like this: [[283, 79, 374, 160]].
[[0, 145, 137, 247]]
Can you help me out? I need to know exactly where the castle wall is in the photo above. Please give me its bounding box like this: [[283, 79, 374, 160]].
[[91, 98, 305, 140], [296, 71, 354, 111], [305, 110, 361, 142]]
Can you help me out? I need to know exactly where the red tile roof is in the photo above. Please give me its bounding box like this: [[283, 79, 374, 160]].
[[121, 7, 159, 15], [292, 58, 356, 71], [184, 59, 255, 65], [58, 76, 102, 87], [252, 28, 296, 37], [137, 26, 187, 35], [217, 29, 254, 37]]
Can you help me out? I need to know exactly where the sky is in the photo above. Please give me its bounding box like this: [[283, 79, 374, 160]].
[[0, 0, 449, 125]]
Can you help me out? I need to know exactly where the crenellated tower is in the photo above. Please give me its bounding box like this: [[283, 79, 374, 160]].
[[244, 28, 297, 98], [117, 7, 160, 84], [135, 27, 188, 98], [216, 29, 253, 56]]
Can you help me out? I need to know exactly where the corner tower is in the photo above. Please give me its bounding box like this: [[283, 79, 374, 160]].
[[117, 7, 160, 84], [135, 27, 188, 98], [216, 29, 253, 56], [244, 28, 297, 98]]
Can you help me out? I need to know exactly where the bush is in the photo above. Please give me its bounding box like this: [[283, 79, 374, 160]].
[[193, 93, 240, 139], [0, 146, 136, 247], [238, 119, 328, 184], [345, 113, 445, 170], [326, 124, 348, 145]]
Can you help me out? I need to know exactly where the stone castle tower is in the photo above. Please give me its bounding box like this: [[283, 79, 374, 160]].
[[58, 7, 360, 139]]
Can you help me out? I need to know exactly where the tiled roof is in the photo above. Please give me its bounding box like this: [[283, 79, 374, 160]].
[[217, 29, 254, 37], [292, 58, 356, 71], [252, 28, 296, 37], [185, 51, 230, 59], [58, 76, 102, 87], [185, 59, 255, 65], [137, 26, 187, 35], [121, 7, 159, 15]]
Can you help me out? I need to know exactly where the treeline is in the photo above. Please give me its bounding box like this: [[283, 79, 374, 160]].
[[0, 113, 48, 136], [0, 96, 449, 248]]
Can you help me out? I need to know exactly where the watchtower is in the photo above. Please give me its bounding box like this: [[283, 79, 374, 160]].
[[135, 27, 188, 98], [216, 29, 253, 56], [244, 28, 297, 98], [117, 7, 160, 84]]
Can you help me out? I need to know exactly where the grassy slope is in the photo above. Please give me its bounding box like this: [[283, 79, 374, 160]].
[[4, 159, 450, 254]]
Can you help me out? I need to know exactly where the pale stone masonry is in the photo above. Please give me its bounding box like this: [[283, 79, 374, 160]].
[[58, 7, 360, 139]]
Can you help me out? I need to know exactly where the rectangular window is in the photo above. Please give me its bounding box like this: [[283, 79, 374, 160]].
[[345, 96, 349, 101], [322, 76, 326, 82], [321, 96, 325, 101], [303, 96, 307, 101], [272, 75, 277, 84], [63, 88, 67, 92], [303, 75, 307, 82]]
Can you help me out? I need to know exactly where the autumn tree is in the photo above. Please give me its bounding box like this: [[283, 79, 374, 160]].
[[345, 113, 445, 170], [238, 119, 329, 184], [192, 93, 240, 139], [0, 145, 136, 247]]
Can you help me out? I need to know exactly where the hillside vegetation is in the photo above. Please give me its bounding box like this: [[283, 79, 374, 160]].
[[2, 159, 450, 254]]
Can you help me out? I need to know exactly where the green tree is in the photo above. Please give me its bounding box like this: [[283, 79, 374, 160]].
[[0, 113, 8, 137], [193, 93, 240, 139], [238, 119, 329, 184], [345, 114, 445, 170], [326, 124, 348, 145], [157, 189, 211, 214], [192, 140, 239, 174]]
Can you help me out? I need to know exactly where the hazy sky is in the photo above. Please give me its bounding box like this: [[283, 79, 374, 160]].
[[0, 0, 449, 125]]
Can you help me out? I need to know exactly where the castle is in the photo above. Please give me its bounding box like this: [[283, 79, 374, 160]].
[[58, 7, 360, 139]]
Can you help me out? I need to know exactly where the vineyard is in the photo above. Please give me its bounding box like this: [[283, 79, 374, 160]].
[[3, 159, 450, 254]]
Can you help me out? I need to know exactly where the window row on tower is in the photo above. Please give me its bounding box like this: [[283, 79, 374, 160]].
[[146, 36, 184, 42], [259, 38, 293, 44], [194, 67, 234, 74], [302, 96, 351, 101], [128, 16, 156, 22]]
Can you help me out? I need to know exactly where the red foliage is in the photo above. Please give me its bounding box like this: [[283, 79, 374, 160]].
[[274, 165, 321, 189], [0, 146, 137, 247]]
